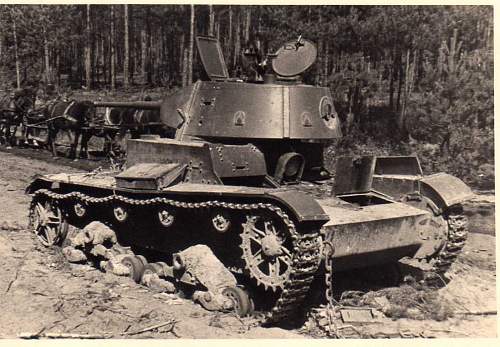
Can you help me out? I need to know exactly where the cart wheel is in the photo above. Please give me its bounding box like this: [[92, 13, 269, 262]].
[[222, 286, 253, 317], [121, 256, 145, 283]]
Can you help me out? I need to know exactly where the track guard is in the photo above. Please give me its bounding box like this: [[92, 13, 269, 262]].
[[266, 190, 329, 224], [25, 176, 53, 194], [419, 173, 473, 211]]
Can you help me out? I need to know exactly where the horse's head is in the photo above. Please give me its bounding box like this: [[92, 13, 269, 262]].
[[81, 100, 96, 123], [69, 100, 95, 125]]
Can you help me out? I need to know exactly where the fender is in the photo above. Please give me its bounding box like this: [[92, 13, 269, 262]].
[[25, 176, 53, 194], [419, 172, 473, 211], [266, 190, 330, 224]]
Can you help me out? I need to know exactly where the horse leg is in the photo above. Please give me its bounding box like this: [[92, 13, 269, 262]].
[[0, 123, 4, 145], [79, 130, 90, 159], [103, 130, 115, 156], [49, 128, 58, 158], [10, 125, 18, 147], [6, 125, 13, 148], [69, 130, 79, 160]]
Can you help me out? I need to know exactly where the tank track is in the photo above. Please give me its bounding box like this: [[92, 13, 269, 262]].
[[31, 188, 322, 324], [427, 210, 468, 284]]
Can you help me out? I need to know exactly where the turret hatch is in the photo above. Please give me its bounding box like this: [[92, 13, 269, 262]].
[[196, 36, 229, 80]]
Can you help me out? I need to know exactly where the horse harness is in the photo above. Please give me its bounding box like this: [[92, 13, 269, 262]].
[[28, 100, 78, 127]]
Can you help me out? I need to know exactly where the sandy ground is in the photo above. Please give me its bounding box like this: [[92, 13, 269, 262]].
[[0, 146, 496, 339]]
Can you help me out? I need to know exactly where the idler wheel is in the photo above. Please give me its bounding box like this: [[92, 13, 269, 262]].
[[222, 286, 253, 317], [29, 198, 69, 247], [403, 195, 448, 260], [121, 256, 145, 283], [240, 214, 293, 291]]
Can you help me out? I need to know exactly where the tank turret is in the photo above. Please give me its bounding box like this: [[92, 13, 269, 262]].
[[96, 36, 342, 183]]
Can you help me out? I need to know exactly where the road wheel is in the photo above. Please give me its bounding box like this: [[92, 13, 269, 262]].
[[121, 256, 145, 283], [222, 286, 253, 317], [136, 255, 148, 266], [143, 263, 164, 277]]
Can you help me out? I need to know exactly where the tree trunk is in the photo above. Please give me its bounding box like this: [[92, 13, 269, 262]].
[[187, 4, 195, 84], [12, 19, 20, 89], [399, 49, 411, 131], [100, 35, 105, 85], [123, 4, 130, 88], [227, 6, 233, 64], [182, 48, 188, 87], [396, 51, 403, 112], [208, 5, 215, 36], [43, 27, 51, 84], [244, 7, 251, 43], [145, 6, 152, 84], [56, 49, 60, 86], [85, 5, 91, 89], [179, 32, 185, 82], [215, 19, 220, 40], [93, 30, 99, 85], [148, 29, 153, 85], [389, 48, 395, 110], [323, 39, 329, 86], [110, 5, 116, 90], [0, 31, 3, 62], [141, 28, 147, 82], [448, 28, 458, 74], [316, 8, 323, 85], [233, 9, 241, 69]]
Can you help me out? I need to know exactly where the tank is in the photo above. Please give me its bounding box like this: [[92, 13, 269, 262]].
[[26, 36, 472, 323]]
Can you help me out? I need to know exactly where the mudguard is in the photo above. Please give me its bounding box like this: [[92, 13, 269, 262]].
[[419, 173, 474, 211], [25, 176, 53, 194], [266, 190, 330, 224]]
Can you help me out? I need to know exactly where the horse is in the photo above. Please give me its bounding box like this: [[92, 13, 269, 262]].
[[0, 91, 33, 147], [44, 100, 95, 159]]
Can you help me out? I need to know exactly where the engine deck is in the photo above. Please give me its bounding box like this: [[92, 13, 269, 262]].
[[318, 194, 429, 271]]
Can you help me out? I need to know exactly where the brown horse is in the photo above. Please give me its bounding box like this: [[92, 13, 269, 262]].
[[44, 100, 95, 158], [0, 91, 33, 147]]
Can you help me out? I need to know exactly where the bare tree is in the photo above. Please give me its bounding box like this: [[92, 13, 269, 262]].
[[244, 6, 251, 43], [11, 10, 20, 89], [110, 5, 116, 90], [85, 5, 91, 89], [123, 4, 130, 88], [187, 4, 194, 84], [208, 5, 215, 36]]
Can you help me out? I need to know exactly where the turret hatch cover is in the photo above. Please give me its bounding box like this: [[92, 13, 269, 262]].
[[196, 36, 229, 80], [272, 37, 317, 77]]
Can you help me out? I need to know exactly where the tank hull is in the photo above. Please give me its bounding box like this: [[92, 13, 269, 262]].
[[28, 172, 439, 271]]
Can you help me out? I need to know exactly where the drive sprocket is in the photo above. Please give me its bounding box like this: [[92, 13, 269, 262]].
[[240, 213, 294, 291]]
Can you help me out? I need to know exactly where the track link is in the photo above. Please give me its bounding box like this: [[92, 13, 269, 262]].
[[426, 209, 468, 286], [31, 188, 322, 324]]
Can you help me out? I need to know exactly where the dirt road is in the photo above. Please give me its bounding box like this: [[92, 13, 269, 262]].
[[0, 147, 496, 338]]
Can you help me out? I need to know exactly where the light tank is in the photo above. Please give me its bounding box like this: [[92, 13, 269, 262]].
[[26, 36, 472, 323]]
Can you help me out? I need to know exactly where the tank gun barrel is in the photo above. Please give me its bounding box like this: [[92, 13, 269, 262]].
[[94, 101, 162, 110]]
